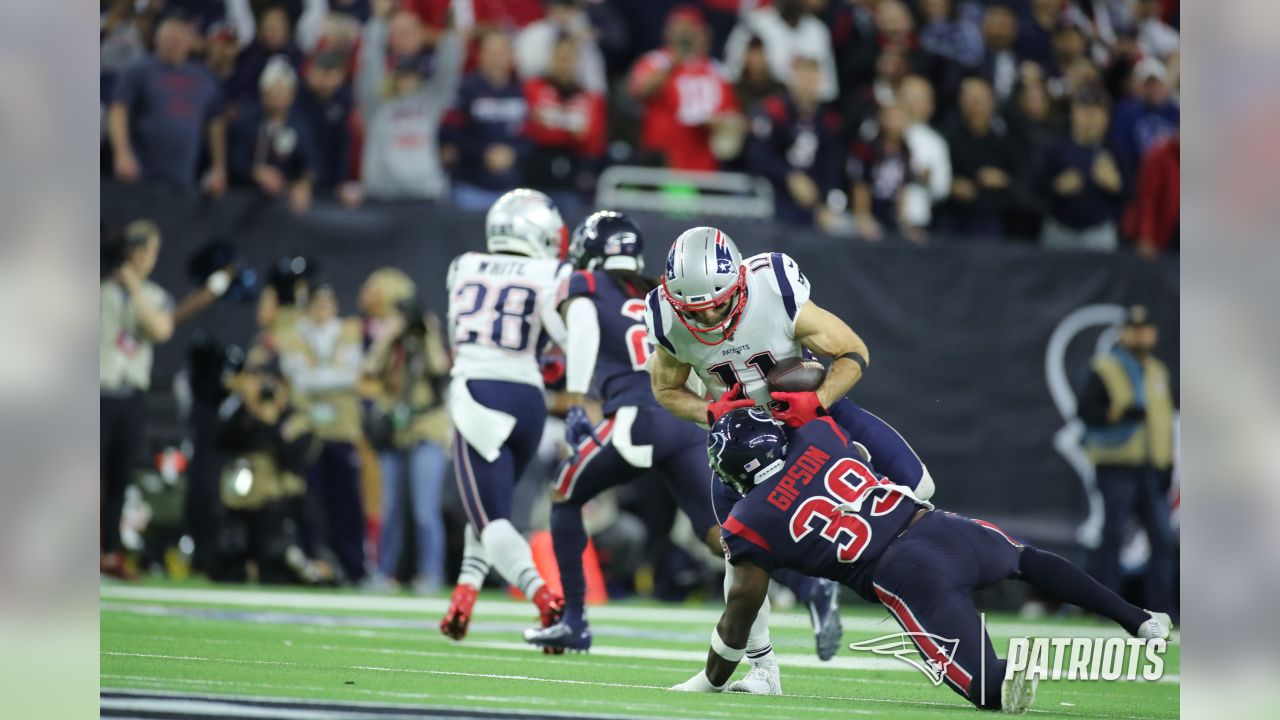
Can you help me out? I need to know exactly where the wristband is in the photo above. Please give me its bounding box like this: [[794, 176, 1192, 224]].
[[710, 629, 745, 663], [837, 351, 868, 373]]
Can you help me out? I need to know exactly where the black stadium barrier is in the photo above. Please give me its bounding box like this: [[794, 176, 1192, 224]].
[[102, 183, 1179, 547]]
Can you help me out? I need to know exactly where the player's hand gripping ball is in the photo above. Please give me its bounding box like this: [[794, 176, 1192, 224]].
[[767, 357, 829, 428], [706, 383, 755, 426]]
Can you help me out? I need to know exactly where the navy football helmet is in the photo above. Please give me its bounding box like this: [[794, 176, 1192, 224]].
[[569, 210, 644, 272], [708, 407, 789, 496]]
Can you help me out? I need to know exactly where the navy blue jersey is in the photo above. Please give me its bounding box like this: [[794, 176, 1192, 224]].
[[559, 270, 656, 416], [722, 418, 922, 601]]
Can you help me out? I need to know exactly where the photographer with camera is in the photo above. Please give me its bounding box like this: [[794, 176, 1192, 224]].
[[214, 349, 333, 585], [359, 269, 452, 593]]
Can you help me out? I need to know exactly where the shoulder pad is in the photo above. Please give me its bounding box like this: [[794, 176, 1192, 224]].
[[643, 288, 677, 356]]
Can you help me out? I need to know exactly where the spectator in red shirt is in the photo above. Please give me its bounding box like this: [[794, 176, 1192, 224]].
[[522, 35, 607, 217], [627, 7, 743, 172], [1124, 134, 1178, 258]]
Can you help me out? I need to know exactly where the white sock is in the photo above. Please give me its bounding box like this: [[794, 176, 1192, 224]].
[[724, 558, 774, 665], [479, 519, 546, 599], [456, 523, 491, 589]]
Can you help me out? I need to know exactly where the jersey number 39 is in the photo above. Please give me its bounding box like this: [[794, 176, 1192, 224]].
[[789, 457, 904, 563]]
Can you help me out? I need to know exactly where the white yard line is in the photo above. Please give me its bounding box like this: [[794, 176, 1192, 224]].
[[101, 584, 1179, 643], [101, 651, 978, 711]]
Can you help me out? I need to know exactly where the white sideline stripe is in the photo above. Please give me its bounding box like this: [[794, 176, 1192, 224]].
[[101, 651, 975, 710], [101, 696, 363, 719], [100, 585, 1178, 642]]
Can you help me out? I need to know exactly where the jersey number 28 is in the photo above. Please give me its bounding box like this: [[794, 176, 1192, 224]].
[[453, 282, 537, 352]]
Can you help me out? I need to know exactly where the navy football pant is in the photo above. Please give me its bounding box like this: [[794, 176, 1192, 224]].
[[827, 397, 926, 488], [872, 511, 1151, 710], [552, 405, 718, 622], [453, 381, 549, 531]]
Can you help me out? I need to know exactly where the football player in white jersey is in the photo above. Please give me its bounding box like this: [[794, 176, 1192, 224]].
[[439, 189, 571, 644], [644, 226, 936, 693]]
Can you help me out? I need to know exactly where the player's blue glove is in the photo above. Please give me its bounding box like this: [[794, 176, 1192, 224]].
[[564, 406, 602, 459]]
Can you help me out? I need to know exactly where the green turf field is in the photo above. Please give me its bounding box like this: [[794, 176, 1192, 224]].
[[101, 580, 1178, 719]]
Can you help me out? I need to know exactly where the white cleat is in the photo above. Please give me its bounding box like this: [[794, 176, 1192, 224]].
[[1136, 611, 1173, 641], [727, 659, 783, 695], [1000, 662, 1039, 714]]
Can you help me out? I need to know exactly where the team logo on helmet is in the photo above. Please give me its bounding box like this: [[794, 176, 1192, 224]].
[[665, 242, 678, 280], [605, 231, 637, 256], [714, 231, 734, 274]]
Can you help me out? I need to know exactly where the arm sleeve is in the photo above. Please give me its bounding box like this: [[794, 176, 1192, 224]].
[[424, 30, 465, 102], [642, 289, 677, 357], [721, 523, 777, 572], [538, 264, 571, 349], [720, 24, 749, 83], [356, 18, 388, 114], [929, 134, 952, 201], [564, 297, 600, 396], [816, 32, 839, 102], [761, 253, 812, 326], [223, 0, 256, 49], [295, 0, 330, 53], [1075, 368, 1112, 427]]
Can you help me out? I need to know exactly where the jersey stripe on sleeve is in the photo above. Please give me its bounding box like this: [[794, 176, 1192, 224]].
[[770, 252, 798, 319]]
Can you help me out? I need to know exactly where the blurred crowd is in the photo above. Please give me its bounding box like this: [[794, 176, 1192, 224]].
[[102, 0, 1179, 254]]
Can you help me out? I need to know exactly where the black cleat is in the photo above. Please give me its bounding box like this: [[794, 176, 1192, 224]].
[[809, 578, 843, 661], [523, 620, 593, 653]]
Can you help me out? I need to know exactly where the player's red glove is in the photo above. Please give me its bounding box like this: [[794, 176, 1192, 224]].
[[706, 383, 755, 425], [769, 391, 828, 429]]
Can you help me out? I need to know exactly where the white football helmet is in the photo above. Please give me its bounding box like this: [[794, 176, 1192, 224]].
[[485, 189, 568, 260], [660, 226, 747, 345]]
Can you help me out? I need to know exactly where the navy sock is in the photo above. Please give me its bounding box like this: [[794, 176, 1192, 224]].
[[771, 569, 820, 605], [1018, 545, 1149, 635], [551, 502, 588, 626]]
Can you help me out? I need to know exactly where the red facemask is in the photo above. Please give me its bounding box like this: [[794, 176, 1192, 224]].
[[661, 266, 748, 346]]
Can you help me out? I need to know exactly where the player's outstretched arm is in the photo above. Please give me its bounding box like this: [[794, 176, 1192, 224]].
[[649, 346, 710, 425], [795, 301, 870, 406], [671, 560, 770, 691]]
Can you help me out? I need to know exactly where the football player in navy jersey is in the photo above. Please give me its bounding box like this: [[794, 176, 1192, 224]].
[[670, 408, 1174, 713], [522, 211, 722, 653]]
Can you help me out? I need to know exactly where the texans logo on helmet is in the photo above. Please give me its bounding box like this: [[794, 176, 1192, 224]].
[[605, 231, 637, 256]]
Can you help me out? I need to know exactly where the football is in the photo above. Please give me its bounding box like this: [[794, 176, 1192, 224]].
[[766, 357, 828, 394]]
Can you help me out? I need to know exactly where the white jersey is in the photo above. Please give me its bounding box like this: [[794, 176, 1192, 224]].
[[644, 252, 811, 406], [447, 252, 567, 387]]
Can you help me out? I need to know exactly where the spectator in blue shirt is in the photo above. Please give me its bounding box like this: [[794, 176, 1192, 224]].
[[297, 51, 357, 204], [442, 30, 529, 212], [229, 56, 315, 214], [1037, 86, 1128, 251], [1108, 58, 1179, 172], [107, 17, 227, 194]]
